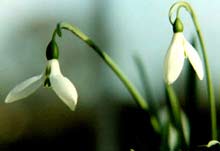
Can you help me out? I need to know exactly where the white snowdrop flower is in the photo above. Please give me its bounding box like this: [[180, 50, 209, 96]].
[[5, 41, 78, 111], [164, 18, 204, 84]]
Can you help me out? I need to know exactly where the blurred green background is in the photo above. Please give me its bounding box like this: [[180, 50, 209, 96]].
[[0, 0, 219, 150]]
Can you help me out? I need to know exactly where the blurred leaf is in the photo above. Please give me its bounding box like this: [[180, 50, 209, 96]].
[[133, 54, 155, 104], [133, 54, 160, 133], [168, 124, 179, 151], [193, 140, 220, 151], [181, 110, 190, 146]]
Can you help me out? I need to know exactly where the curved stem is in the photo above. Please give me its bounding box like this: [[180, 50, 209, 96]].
[[169, 1, 217, 140], [53, 22, 149, 111]]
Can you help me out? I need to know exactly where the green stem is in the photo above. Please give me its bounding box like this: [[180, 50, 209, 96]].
[[169, 1, 217, 140], [53, 22, 149, 111], [166, 84, 187, 147]]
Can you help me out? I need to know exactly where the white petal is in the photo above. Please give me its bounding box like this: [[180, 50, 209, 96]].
[[164, 33, 185, 84], [50, 75, 78, 111], [5, 74, 43, 103], [47, 59, 62, 76], [184, 39, 204, 80]]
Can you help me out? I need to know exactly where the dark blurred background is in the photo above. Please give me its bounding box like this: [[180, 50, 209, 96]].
[[0, 0, 219, 150]]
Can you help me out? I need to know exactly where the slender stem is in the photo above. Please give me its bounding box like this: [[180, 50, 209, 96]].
[[169, 1, 217, 140], [166, 84, 187, 147], [53, 22, 149, 111]]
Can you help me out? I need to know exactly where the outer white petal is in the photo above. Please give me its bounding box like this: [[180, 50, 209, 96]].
[[164, 33, 185, 84], [184, 39, 204, 80], [5, 74, 44, 103], [50, 75, 78, 111]]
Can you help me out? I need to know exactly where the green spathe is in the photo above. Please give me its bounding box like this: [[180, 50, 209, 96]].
[[173, 18, 184, 33], [46, 40, 59, 60]]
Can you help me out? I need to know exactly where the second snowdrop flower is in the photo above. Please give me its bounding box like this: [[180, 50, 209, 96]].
[[5, 40, 78, 111], [164, 18, 204, 84]]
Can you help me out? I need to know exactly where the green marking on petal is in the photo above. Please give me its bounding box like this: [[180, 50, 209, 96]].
[[44, 78, 51, 87], [45, 66, 51, 76], [184, 50, 187, 58]]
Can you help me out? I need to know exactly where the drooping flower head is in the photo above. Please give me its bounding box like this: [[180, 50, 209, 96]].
[[164, 18, 204, 84], [5, 40, 78, 111]]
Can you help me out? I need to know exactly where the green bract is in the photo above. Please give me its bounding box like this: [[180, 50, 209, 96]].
[[46, 40, 59, 60]]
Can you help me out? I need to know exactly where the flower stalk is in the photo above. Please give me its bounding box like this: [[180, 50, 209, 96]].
[[53, 22, 149, 111], [169, 1, 217, 140]]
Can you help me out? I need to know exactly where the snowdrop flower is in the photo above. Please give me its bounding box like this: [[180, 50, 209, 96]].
[[164, 18, 204, 84], [5, 41, 78, 111]]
